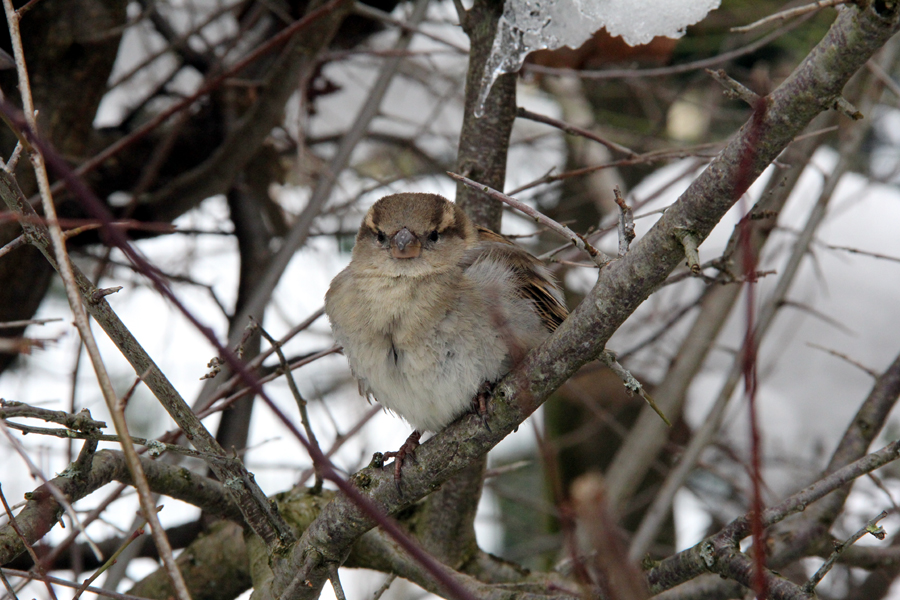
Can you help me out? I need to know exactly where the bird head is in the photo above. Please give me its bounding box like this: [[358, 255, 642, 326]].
[[352, 193, 477, 278]]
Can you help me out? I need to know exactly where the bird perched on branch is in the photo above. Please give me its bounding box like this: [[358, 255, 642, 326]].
[[325, 192, 567, 480]]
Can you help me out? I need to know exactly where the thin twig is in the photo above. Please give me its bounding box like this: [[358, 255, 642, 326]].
[[867, 58, 900, 100], [0, 317, 61, 328], [328, 566, 347, 600], [296, 405, 381, 487], [256, 318, 325, 492], [14, 0, 43, 17], [806, 343, 879, 378], [507, 144, 720, 197], [801, 510, 888, 593], [106, 1, 242, 90], [203, 307, 324, 403], [4, 139, 22, 172], [0, 420, 102, 560], [524, 15, 812, 80], [673, 228, 702, 274], [0, 231, 26, 258], [209, 346, 342, 413], [598, 351, 671, 426], [833, 96, 863, 120], [616, 293, 705, 362], [0, 212, 175, 234], [370, 574, 397, 600], [731, 0, 849, 33], [820, 241, 900, 264], [484, 460, 531, 479], [352, 1, 467, 52], [0, 336, 54, 354], [1, 568, 152, 600], [72, 519, 149, 600], [867, 473, 900, 514], [516, 107, 638, 157], [706, 69, 761, 105], [780, 299, 854, 335], [0, 568, 19, 600], [0, 3, 192, 598], [448, 172, 613, 266], [0, 420, 222, 460]]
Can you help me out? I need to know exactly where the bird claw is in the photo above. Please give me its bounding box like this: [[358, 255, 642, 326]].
[[383, 430, 422, 492], [472, 381, 495, 433]]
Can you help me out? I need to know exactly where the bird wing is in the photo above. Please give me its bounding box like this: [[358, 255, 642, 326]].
[[464, 227, 568, 332]]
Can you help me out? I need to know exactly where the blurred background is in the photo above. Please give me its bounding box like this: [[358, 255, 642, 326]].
[[2, 1, 900, 599]]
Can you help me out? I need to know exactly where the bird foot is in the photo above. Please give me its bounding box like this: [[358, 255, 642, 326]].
[[472, 381, 495, 433], [384, 430, 422, 489]]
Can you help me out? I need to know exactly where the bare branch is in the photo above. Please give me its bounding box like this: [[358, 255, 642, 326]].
[[516, 107, 638, 157], [648, 437, 900, 593], [598, 351, 670, 426], [732, 0, 850, 33], [256, 319, 325, 492], [1, 3, 191, 594], [706, 68, 761, 105], [0, 484, 58, 600], [448, 172, 614, 266], [1, 568, 156, 600], [523, 15, 813, 79], [625, 48, 885, 555], [806, 343, 880, 379], [802, 511, 888, 594], [0, 166, 295, 554], [258, 7, 900, 599]]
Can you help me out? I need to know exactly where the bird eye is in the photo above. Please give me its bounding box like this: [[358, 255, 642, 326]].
[[376, 231, 387, 244], [427, 230, 439, 243]]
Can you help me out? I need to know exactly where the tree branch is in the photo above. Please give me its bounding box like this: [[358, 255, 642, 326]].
[[258, 4, 900, 599], [647, 437, 900, 593], [0, 449, 242, 566], [137, 0, 353, 222]]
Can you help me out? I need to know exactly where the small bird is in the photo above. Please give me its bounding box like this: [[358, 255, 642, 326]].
[[325, 192, 567, 478]]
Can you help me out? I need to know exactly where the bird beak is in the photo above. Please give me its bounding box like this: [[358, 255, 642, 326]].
[[391, 227, 421, 259]]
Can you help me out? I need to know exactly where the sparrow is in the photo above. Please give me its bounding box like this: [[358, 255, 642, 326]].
[[325, 192, 567, 479]]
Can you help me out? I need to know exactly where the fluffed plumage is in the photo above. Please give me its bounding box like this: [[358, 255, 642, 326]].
[[325, 192, 567, 434]]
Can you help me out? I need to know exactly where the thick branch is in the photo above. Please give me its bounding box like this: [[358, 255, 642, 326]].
[[262, 4, 900, 599], [111, 488, 574, 600], [0, 450, 241, 566], [608, 120, 827, 537], [454, 0, 516, 229], [0, 168, 293, 553]]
